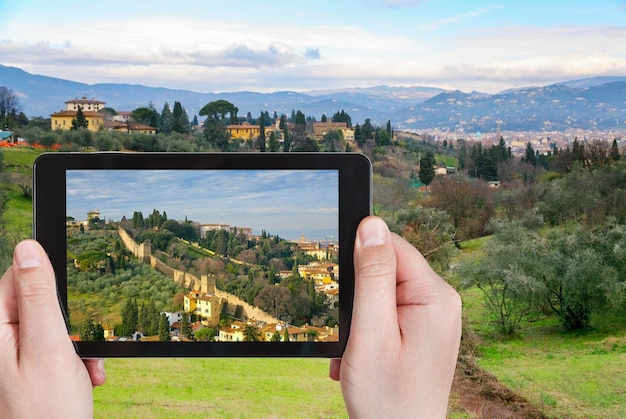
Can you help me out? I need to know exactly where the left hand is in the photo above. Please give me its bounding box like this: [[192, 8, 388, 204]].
[[0, 240, 105, 417]]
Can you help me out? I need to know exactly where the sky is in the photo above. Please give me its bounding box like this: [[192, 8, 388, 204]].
[[0, 0, 625, 93], [66, 169, 339, 242]]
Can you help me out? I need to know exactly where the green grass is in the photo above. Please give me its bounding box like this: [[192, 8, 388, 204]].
[[463, 279, 626, 417], [2, 147, 44, 170], [436, 154, 457, 169], [1, 147, 43, 240], [95, 358, 347, 418], [473, 321, 626, 418]]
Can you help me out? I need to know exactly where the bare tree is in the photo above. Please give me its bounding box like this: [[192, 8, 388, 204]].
[[0, 87, 21, 119]]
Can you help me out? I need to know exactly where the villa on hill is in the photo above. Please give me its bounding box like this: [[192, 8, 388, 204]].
[[51, 96, 156, 134], [51, 97, 105, 131]]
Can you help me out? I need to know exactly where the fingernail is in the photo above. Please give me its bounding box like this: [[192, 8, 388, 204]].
[[14, 241, 43, 269], [359, 217, 388, 248]]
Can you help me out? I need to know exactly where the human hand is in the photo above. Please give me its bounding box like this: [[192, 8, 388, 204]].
[[0, 240, 106, 417], [330, 216, 462, 418]]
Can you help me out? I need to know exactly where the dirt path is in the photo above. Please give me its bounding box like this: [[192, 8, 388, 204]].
[[450, 326, 549, 418]]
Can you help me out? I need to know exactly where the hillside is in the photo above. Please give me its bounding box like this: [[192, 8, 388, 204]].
[[0, 64, 439, 126], [3, 64, 625, 131]]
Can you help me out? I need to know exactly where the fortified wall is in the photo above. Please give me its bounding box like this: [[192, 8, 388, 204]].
[[117, 228, 279, 324]]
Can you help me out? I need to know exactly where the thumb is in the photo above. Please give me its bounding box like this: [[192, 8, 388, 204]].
[[13, 240, 71, 360], [350, 216, 398, 340]]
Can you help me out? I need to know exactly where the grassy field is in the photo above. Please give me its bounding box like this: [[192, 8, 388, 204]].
[[95, 358, 346, 418]]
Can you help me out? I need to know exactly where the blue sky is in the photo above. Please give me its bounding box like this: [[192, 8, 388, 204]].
[[0, 0, 625, 93], [66, 169, 339, 241]]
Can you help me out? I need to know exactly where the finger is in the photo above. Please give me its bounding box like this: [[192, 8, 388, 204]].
[[391, 233, 462, 344], [351, 216, 398, 339], [329, 358, 341, 381], [83, 359, 106, 387], [0, 262, 18, 325], [12, 240, 73, 361], [391, 234, 452, 307], [0, 265, 19, 364]]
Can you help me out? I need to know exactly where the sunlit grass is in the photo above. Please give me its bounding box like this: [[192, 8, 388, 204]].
[[95, 358, 347, 419]]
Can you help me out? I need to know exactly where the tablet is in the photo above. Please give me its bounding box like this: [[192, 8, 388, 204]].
[[33, 152, 371, 357]]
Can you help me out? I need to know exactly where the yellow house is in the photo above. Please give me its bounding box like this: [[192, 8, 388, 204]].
[[227, 122, 275, 141], [104, 121, 156, 134], [218, 321, 248, 342], [101, 322, 115, 340], [184, 290, 222, 327], [51, 97, 106, 132]]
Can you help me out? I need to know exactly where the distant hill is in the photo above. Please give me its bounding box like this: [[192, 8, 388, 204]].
[[0, 64, 441, 125], [392, 81, 626, 132], [1, 64, 625, 131]]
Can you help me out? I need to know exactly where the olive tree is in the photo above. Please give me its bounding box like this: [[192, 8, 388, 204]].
[[459, 219, 624, 333]]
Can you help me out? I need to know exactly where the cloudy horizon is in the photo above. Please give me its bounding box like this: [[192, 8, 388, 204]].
[[1, 1, 625, 95]]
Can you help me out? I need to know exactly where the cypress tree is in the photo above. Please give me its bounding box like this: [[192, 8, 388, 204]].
[[71, 106, 88, 130]]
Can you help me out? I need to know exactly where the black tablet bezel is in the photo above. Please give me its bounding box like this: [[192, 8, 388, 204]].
[[33, 152, 371, 358]]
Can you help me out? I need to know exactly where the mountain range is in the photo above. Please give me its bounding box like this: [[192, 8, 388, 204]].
[[2, 64, 625, 133]]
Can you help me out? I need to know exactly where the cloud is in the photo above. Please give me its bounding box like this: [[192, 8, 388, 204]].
[[0, 39, 314, 69]]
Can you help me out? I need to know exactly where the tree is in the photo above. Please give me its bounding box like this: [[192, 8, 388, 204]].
[[610, 138, 620, 162], [522, 142, 537, 167], [158, 313, 171, 341], [295, 111, 306, 132], [354, 124, 364, 146], [120, 299, 138, 337], [79, 318, 105, 341], [71, 106, 89, 130], [172, 101, 190, 134], [459, 219, 624, 333], [458, 221, 545, 334], [323, 129, 344, 152], [332, 110, 352, 127], [256, 112, 266, 152], [361, 119, 373, 142], [194, 327, 215, 342], [394, 206, 456, 274], [181, 312, 195, 341], [254, 285, 293, 318], [282, 119, 290, 152], [428, 176, 494, 240], [139, 300, 159, 336], [39, 132, 58, 150], [159, 102, 173, 134], [199, 100, 237, 151], [0, 86, 21, 119], [242, 323, 260, 342], [199, 100, 238, 122], [131, 107, 158, 127], [268, 131, 280, 152], [375, 128, 392, 147], [418, 151, 436, 187]]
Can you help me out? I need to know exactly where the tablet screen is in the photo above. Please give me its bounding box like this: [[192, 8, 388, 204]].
[[65, 169, 340, 345]]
